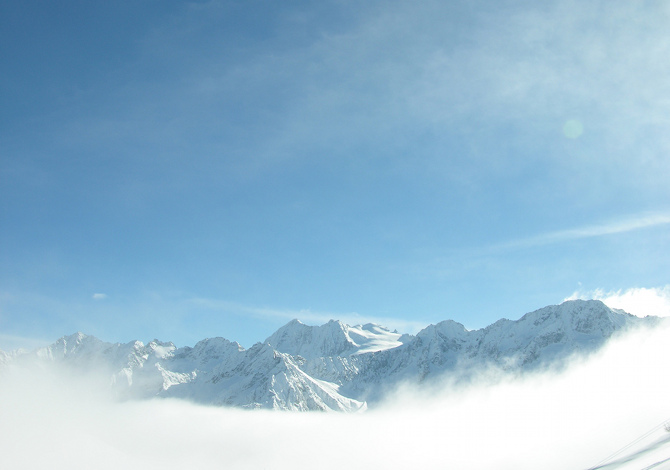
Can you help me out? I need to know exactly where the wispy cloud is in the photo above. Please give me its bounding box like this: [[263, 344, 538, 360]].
[[92, 293, 108, 301], [186, 297, 429, 334], [0, 333, 55, 352], [57, 0, 670, 186], [494, 212, 670, 251]]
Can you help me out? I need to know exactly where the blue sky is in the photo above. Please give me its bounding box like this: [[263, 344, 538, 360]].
[[1, 0, 669, 350]]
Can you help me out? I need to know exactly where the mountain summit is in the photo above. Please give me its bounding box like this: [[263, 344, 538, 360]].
[[264, 319, 404, 359]]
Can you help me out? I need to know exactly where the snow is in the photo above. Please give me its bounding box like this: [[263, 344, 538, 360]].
[[264, 319, 405, 359], [346, 323, 404, 354], [587, 422, 670, 470], [0, 299, 664, 412]]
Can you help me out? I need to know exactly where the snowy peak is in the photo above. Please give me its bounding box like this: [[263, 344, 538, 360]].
[[190, 337, 244, 357], [172, 337, 244, 368], [466, 299, 647, 369], [416, 319, 468, 341], [34, 332, 107, 361], [265, 319, 404, 358], [264, 319, 356, 358], [508, 299, 637, 342]]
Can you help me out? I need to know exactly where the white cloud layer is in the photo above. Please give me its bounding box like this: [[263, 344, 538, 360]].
[[566, 285, 670, 318], [1, 324, 669, 469]]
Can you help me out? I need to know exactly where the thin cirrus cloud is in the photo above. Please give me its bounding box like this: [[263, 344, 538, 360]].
[[492, 212, 670, 252], [0, 333, 54, 352], [67, 0, 670, 182], [186, 297, 429, 336]]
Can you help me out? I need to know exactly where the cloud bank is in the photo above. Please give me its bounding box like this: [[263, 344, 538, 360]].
[[567, 285, 670, 318], [1, 323, 668, 470]]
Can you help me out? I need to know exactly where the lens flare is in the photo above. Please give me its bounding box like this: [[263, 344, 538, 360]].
[[563, 119, 584, 139]]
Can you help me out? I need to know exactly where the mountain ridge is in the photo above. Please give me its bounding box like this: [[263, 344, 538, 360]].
[[0, 299, 663, 412]]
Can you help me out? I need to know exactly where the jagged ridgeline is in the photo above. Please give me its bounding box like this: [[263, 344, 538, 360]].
[[0, 300, 663, 411]]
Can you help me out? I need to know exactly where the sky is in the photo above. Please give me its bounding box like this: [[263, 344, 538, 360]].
[[1, 0, 670, 350]]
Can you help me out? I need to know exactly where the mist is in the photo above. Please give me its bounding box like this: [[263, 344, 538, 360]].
[[1, 324, 669, 470]]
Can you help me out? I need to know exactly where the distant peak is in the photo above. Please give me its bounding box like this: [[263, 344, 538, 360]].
[[417, 319, 467, 339], [325, 319, 347, 329], [560, 298, 608, 308], [276, 319, 309, 331], [60, 331, 88, 343], [193, 336, 243, 352]]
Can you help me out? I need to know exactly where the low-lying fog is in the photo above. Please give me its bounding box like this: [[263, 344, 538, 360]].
[[1, 324, 669, 470]]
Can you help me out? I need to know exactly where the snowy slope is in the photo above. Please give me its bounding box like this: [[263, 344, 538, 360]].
[[264, 319, 404, 358], [162, 341, 366, 411], [0, 300, 661, 411], [585, 420, 670, 470]]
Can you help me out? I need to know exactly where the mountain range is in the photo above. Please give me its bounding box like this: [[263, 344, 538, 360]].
[[0, 299, 662, 411]]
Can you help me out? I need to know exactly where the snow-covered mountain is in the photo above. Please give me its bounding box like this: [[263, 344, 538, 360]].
[[264, 319, 404, 358], [0, 300, 661, 411]]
